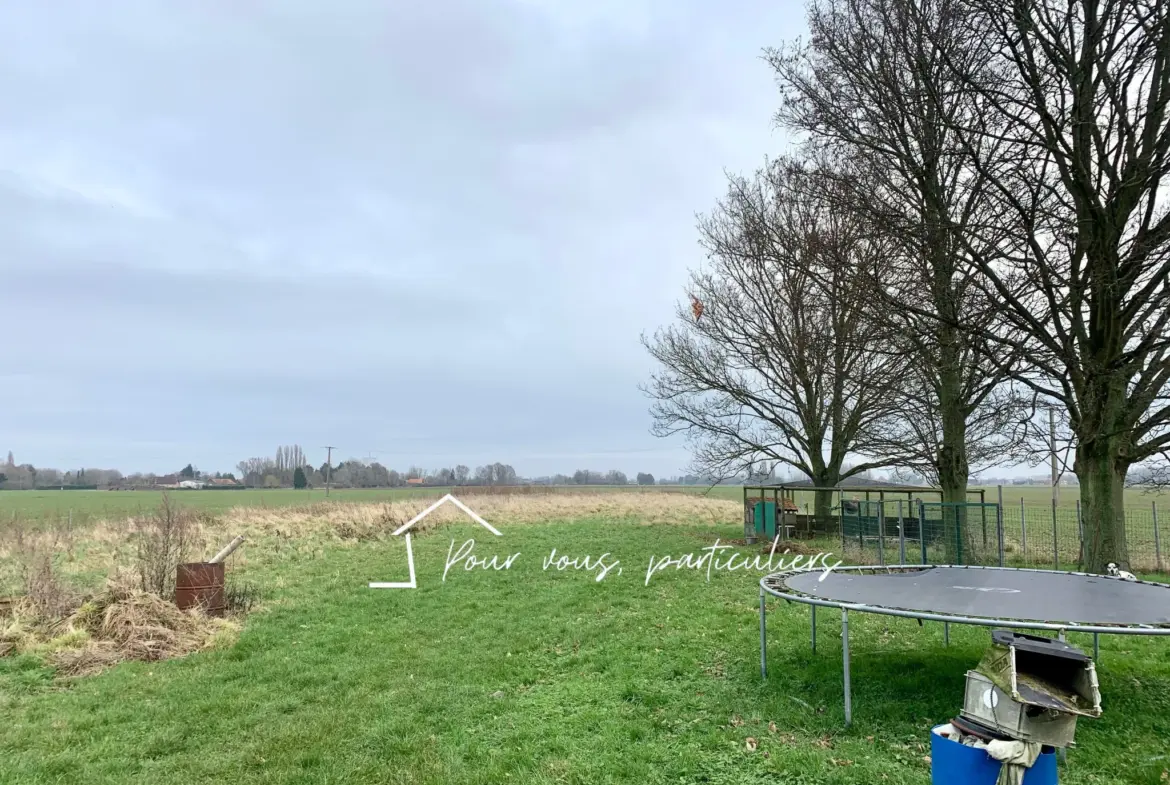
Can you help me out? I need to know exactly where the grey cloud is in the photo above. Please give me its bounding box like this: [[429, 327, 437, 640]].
[[0, 0, 799, 475]]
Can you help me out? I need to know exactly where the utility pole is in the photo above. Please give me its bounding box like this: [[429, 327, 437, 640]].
[[1049, 409, 1059, 505], [323, 446, 335, 498]]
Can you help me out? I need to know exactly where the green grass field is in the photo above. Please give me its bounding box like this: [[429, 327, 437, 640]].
[[2, 502, 1169, 784], [5, 483, 1169, 523]]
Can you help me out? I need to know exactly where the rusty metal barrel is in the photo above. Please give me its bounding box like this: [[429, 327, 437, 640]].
[[175, 562, 225, 616]]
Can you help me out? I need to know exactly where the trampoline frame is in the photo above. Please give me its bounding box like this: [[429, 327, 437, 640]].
[[758, 564, 1170, 726]]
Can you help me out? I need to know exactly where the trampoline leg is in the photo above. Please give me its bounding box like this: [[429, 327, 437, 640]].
[[944, 622, 950, 647], [759, 588, 767, 679], [811, 605, 817, 654], [842, 608, 852, 727], [1094, 632, 1099, 661]]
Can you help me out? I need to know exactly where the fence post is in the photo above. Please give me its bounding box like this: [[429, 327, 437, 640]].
[[919, 499, 928, 564], [981, 502, 988, 549], [955, 503, 963, 565], [858, 502, 864, 553], [996, 485, 1005, 567], [877, 503, 886, 566], [898, 500, 906, 564], [840, 495, 845, 554], [1155, 501, 1163, 573], [1020, 498, 1027, 562], [1076, 499, 1085, 565], [1052, 497, 1060, 571]]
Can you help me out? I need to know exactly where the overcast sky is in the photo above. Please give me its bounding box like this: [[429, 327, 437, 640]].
[[0, 0, 801, 477]]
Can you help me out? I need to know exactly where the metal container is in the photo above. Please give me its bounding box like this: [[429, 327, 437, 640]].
[[978, 630, 1101, 718], [175, 561, 225, 616], [961, 670, 1078, 747]]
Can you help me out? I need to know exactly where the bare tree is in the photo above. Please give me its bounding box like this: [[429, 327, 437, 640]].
[[768, 0, 1027, 520], [932, 0, 1170, 571], [644, 161, 910, 521]]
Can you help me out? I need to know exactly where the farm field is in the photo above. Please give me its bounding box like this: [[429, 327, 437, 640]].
[[0, 485, 685, 520], [1, 492, 1169, 784], [6, 483, 1170, 522]]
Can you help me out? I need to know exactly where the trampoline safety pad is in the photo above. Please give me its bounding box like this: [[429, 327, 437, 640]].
[[780, 566, 1170, 626]]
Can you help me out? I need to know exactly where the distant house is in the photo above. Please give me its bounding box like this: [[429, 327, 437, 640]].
[[405, 477, 425, 486], [209, 477, 240, 487], [178, 480, 206, 490]]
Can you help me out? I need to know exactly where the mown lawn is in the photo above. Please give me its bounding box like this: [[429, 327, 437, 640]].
[[2, 516, 1168, 784]]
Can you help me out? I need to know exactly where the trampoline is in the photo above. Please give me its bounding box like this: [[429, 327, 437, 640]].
[[758, 565, 1170, 725]]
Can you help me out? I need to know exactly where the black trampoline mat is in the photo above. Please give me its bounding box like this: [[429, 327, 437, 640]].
[[781, 567, 1170, 626]]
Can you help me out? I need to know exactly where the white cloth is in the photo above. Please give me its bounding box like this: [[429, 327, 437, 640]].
[[985, 739, 1043, 785]]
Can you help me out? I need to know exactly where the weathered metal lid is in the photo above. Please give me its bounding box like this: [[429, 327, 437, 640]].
[[978, 629, 1102, 718], [990, 630, 1090, 662]]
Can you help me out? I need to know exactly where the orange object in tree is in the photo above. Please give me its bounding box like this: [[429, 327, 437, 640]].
[[690, 296, 704, 321]]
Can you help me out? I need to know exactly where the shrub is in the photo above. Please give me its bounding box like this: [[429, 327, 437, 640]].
[[133, 494, 204, 598]]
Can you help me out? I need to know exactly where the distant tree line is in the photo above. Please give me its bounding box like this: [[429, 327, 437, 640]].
[[1, 445, 686, 492], [0, 452, 124, 490]]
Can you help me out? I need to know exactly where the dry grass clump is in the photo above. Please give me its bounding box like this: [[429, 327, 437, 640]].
[[0, 497, 245, 677], [0, 518, 80, 621], [1, 570, 238, 677], [218, 491, 739, 540], [51, 573, 238, 676]]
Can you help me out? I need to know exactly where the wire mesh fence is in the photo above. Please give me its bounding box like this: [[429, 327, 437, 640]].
[[752, 494, 1167, 573], [829, 500, 1005, 567], [998, 499, 1166, 573]]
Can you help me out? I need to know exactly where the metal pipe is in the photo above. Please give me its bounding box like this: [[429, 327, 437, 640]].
[[812, 605, 817, 653], [944, 622, 950, 646], [1094, 632, 1099, 661], [877, 503, 886, 566], [759, 587, 767, 679], [209, 535, 245, 564], [842, 608, 852, 726]]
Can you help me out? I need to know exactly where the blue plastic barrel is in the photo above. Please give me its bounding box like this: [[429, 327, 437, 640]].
[[931, 725, 1058, 784]]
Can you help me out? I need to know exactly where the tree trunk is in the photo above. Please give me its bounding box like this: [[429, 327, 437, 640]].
[[936, 341, 976, 564], [810, 469, 839, 536], [813, 487, 835, 534], [1072, 358, 1132, 573], [1075, 439, 1130, 573]]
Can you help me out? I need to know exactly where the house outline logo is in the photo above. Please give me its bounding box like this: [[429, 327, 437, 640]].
[[369, 494, 500, 589]]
